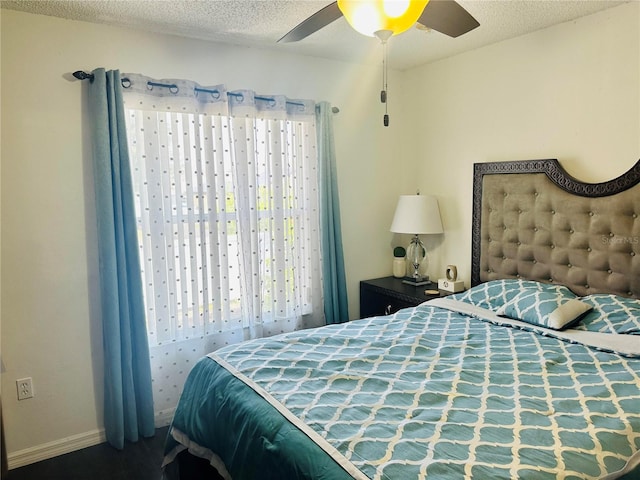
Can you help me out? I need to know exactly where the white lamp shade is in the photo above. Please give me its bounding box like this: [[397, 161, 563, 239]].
[[390, 195, 443, 234]]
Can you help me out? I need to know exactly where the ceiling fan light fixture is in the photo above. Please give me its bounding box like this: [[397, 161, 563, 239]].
[[337, 0, 429, 37]]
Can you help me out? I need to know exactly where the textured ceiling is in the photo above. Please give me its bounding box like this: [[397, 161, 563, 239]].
[[1, 0, 630, 70]]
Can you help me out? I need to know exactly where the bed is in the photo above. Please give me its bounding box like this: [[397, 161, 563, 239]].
[[162, 159, 640, 479]]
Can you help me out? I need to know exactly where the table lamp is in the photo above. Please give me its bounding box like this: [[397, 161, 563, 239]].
[[390, 194, 443, 286]]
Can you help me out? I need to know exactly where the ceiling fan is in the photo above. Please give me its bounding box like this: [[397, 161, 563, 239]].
[[278, 1, 479, 127], [278, 0, 480, 127], [278, 0, 480, 44]]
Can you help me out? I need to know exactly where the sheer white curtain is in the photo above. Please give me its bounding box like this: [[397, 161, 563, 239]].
[[121, 74, 324, 421]]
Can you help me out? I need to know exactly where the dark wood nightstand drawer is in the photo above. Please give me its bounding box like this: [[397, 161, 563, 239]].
[[359, 276, 448, 319]]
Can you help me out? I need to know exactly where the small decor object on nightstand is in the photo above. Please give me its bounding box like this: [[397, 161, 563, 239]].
[[392, 246, 406, 278], [438, 264, 465, 293]]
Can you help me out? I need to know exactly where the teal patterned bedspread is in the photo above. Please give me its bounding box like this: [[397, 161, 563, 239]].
[[166, 300, 640, 479]]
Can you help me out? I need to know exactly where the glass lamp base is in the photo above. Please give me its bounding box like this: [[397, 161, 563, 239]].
[[404, 235, 430, 286]]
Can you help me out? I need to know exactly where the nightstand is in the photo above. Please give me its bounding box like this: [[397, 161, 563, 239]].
[[359, 276, 449, 319]]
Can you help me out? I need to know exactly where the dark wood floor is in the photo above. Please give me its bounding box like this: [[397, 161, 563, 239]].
[[4, 426, 169, 480]]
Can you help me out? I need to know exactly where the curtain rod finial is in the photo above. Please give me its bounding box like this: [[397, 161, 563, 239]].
[[73, 70, 94, 81]]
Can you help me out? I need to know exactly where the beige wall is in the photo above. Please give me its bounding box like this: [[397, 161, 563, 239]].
[[401, 1, 639, 285], [1, 1, 638, 466]]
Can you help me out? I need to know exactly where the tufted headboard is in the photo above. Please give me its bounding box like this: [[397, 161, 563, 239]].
[[471, 159, 640, 298]]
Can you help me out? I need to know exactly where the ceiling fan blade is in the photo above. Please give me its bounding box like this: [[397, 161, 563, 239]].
[[278, 2, 343, 43], [418, 0, 479, 38]]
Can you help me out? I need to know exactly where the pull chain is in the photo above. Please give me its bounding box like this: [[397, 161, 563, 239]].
[[381, 38, 389, 126], [374, 30, 393, 127]]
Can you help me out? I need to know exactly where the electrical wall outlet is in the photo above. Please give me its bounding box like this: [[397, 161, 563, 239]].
[[16, 377, 34, 400]]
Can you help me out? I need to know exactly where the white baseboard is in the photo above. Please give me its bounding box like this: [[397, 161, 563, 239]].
[[8, 428, 106, 470], [7, 409, 176, 470]]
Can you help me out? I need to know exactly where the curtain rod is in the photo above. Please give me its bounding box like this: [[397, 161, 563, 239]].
[[72, 71, 340, 113]]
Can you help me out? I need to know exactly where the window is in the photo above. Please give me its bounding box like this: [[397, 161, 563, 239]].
[[124, 100, 324, 348]]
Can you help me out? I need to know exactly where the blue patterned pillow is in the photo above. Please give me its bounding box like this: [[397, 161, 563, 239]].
[[573, 294, 640, 335], [449, 279, 576, 312], [496, 289, 592, 330]]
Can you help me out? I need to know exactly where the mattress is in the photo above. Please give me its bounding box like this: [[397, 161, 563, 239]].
[[163, 297, 640, 479]]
